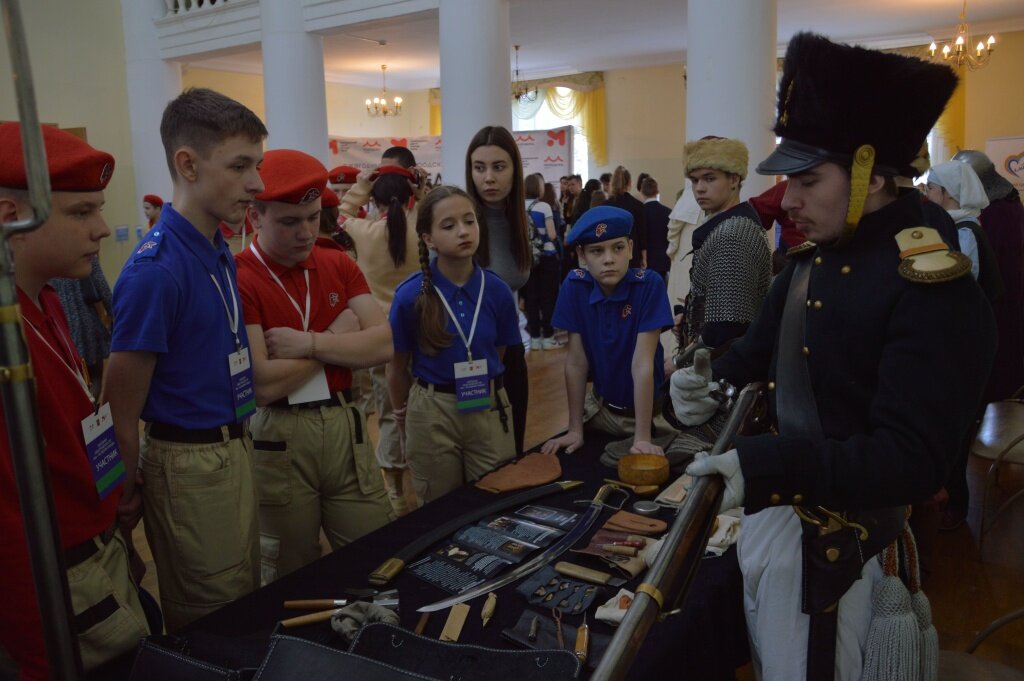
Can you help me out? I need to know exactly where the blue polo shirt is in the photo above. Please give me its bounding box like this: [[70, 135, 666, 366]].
[[551, 267, 673, 408], [390, 262, 520, 386], [111, 204, 253, 428]]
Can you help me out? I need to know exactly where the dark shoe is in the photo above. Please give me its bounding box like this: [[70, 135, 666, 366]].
[[938, 506, 966, 532]]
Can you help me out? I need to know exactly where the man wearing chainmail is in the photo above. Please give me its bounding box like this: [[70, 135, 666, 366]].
[[679, 136, 771, 353]]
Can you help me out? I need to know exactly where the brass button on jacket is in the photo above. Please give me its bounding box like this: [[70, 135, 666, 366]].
[[792, 494, 803, 504], [769, 493, 781, 505]]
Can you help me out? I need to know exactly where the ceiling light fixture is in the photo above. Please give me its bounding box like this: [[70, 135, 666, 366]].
[[928, 0, 995, 70], [511, 45, 537, 103], [366, 64, 402, 117]]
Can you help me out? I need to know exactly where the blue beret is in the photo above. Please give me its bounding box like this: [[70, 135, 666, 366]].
[[566, 205, 633, 246]]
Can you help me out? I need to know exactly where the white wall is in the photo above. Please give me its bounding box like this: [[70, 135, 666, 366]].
[[595, 64, 688, 204]]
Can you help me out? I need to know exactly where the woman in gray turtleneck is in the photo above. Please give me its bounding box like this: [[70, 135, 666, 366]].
[[465, 126, 533, 454]]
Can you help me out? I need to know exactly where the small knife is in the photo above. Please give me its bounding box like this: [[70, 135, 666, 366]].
[[554, 561, 627, 587]]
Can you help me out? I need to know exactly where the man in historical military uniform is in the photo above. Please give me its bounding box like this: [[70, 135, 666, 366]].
[[671, 33, 995, 680], [677, 136, 771, 359]]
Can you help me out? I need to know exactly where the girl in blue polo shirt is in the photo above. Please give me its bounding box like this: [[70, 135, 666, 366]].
[[388, 186, 521, 504]]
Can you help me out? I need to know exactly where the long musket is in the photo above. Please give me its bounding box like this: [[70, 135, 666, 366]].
[[1, 0, 85, 677], [590, 381, 765, 681]]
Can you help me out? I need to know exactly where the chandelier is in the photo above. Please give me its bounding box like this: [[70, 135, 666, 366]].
[[511, 45, 537, 103], [366, 65, 402, 117], [929, 0, 995, 70]]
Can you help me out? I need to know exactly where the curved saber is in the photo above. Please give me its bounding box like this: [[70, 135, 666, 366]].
[[417, 483, 626, 613]]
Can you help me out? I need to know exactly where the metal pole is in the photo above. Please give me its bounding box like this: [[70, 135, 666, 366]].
[[0, 0, 84, 678], [590, 382, 764, 681]]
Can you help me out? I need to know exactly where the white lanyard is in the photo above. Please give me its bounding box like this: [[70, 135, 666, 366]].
[[433, 270, 485, 362], [22, 316, 93, 403], [209, 265, 242, 349], [249, 243, 312, 331]]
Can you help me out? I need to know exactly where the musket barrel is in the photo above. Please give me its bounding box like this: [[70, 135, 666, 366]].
[[590, 382, 764, 681]]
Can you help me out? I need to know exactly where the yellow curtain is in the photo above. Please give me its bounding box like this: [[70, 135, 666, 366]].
[[428, 88, 442, 136], [578, 86, 607, 167], [543, 85, 608, 167]]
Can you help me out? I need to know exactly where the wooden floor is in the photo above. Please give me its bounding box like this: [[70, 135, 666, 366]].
[[132, 342, 1024, 673]]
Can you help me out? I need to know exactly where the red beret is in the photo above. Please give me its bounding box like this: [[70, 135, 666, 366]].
[[328, 165, 359, 185], [256, 149, 328, 204], [0, 123, 114, 192], [377, 165, 415, 181], [143, 194, 163, 207], [320, 188, 340, 208]]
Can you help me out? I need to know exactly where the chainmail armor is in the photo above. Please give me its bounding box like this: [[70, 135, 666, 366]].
[[684, 214, 771, 341]]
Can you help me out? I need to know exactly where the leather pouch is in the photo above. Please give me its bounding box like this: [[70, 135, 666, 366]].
[[501, 608, 607, 671], [475, 452, 562, 493], [603, 510, 667, 535], [800, 506, 906, 614], [349, 622, 580, 681]]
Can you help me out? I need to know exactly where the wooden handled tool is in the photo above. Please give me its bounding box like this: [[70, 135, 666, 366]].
[[280, 607, 343, 628], [575, 614, 590, 664], [283, 599, 347, 610], [555, 561, 626, 587]]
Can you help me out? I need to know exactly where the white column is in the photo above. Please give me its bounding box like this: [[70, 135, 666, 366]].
[[260, 0, 329, 163], [686, 0, 777, 198], [120, 0, 182, 222], [438, 0, 512, 188]]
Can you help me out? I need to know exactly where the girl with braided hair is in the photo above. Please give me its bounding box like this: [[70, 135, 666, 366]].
[[387, 186, 520, 505]]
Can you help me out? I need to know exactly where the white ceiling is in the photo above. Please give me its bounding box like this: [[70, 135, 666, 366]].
[[189, 0, 1024, 90]]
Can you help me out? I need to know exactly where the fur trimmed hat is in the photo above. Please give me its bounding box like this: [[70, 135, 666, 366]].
[[684, 136, 749, 180], [757, 33, 957, 177]]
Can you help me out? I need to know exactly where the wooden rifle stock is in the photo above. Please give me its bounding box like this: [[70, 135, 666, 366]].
[[590, 382, 766, 681]]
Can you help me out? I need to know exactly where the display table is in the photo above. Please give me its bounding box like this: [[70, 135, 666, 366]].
[[92, 432, 749, 680]]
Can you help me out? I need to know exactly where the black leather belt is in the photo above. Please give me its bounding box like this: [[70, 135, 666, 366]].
[[149, 421, 245, 444], [416, 375, 504, 395], [66, 524, 117, 568], [268, 389, 353, 410]]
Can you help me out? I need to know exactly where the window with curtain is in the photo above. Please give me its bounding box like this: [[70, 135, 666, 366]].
[[512, 87, 590, 175]]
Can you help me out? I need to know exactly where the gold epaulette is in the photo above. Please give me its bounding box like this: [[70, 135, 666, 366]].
[[785, 241, 817, 258], [895, 226, 972, 283]]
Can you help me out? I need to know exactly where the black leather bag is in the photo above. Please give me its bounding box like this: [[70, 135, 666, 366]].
[[349, 622, 581, 681], [127, 635, 257, 681], [255, 634, 443, 681]]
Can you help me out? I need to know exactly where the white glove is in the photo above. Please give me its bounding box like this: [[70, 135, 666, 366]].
[[670, 366, 721, 426], [685, 449, 744, 512]]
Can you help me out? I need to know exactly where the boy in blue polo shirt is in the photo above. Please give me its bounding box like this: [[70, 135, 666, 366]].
[[541, 206, 674, 457], [106, 88, 267, 630]]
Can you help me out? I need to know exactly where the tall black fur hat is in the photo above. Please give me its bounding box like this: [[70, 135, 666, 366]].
[[757, 33, 958, 177]]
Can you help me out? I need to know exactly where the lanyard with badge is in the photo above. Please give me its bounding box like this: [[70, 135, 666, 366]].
[[249, 244, 331, 404], [433, 272, 491, 413], [23, 316, 125, 500], [209, 266, 257, 420]]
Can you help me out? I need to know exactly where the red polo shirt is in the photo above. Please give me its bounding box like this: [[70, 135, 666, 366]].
[[236, 238, 372, 392], [0, 286, 118, 678]]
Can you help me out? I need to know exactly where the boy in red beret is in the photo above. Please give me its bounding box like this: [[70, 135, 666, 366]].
[[106, 88, 267, 630], [0, 123, 150, 679], [235, 149, 394, 579], [329, 165, 365, 219], [142, 194, 163, 227]]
